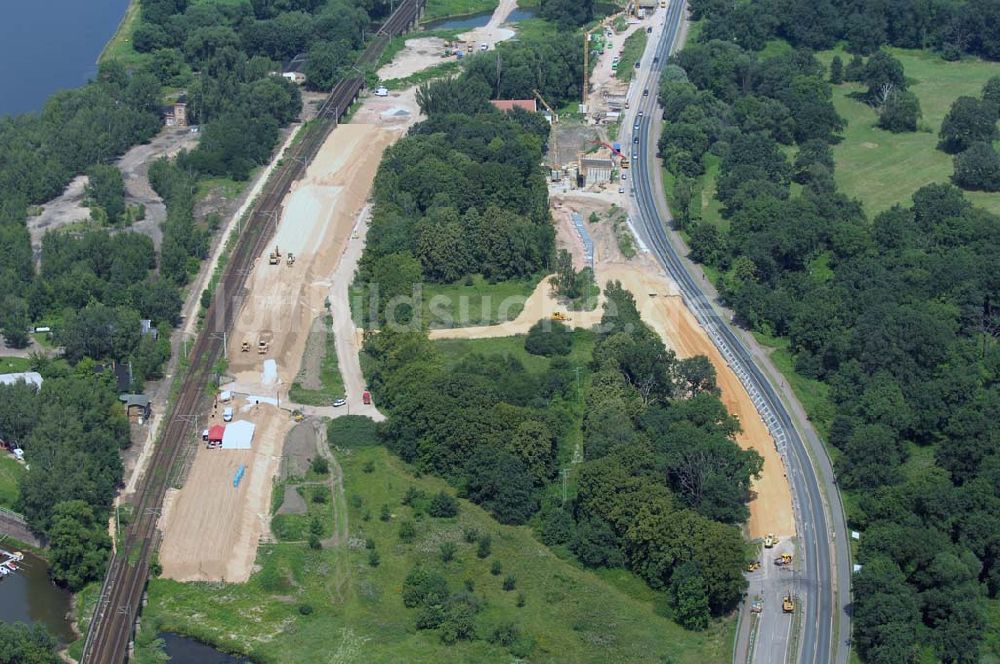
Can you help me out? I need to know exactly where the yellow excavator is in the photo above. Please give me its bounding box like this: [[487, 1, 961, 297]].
[[782, 593, 795, 613], [775, 553, 793, 566], [552, 311, 571, 322], [747, 560, 761, 572]]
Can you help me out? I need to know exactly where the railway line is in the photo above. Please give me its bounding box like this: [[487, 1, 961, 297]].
[[80, 2, 425, 661]]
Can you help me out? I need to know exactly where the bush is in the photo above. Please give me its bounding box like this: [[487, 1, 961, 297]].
[[363, 460, 375, 473], [524, 319, 572, 357], [327, 415, 378, 448], [477, 535, 493, 559], [402, 485, 423, 506], [877, 90, 921, 133], [311, 456, 329, 475], [429, 491, 458, 517], [517, 591, 526, 607], [463, 527, 480, 543], [503, 574, 517, 591], [402, 567, 449, 608], [368, 550, 381, 567], [399, 519, 417, 542], [491, 560, 503, 576], [298, 603, 314, 615], [308, 534, 321, 550], [440, 541, 457, 562], [380, 504, 391, 522]]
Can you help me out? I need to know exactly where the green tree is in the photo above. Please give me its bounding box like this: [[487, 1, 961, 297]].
[[47, 500, 112, 590], [878, 90, 922, 133], [305, 40, 351, 91], [853, 557, 920, 664], [952, 142, 1000, 192], [844, 54, 865, 82], [0, 296, 30, 348], [939, 96, 999, 153], [829, 55, 843, 84], [538, 0, 594, 28], [428, 491, 459, 518], [86, 165, 126, 225], [670, 562, 711, 630], [402, 567, 449, 608], [0, 622, 60, 664], [863, 51, 907, 102], [524, 319, 572, 357]]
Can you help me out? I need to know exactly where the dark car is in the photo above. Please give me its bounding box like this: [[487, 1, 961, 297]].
[[634, 61, 641, 69], [653, 56, 659, 64], [643, 89, 649, 96], [647, 26, 653, 33]]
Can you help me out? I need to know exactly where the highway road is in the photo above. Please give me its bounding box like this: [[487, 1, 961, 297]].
[[620, 2, 852, 663]]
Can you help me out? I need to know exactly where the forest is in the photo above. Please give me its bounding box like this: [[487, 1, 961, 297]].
[[364, 283, 759, 631], [0, 0, 391, 592], [663, 4, 1000, 662]]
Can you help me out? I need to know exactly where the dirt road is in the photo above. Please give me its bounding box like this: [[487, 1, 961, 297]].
[[458, 0, 519, 49]]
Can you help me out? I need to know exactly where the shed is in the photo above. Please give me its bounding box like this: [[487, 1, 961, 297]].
[[118, 394, 151, 419], [221, 420, 255, 450], [140, 319, 159, 340], [0, 372, 43, 389], [281, 53, 308, 84], [208, 425, 225, 443]]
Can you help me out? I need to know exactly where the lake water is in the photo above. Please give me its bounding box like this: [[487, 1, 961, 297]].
[[0, 0, 131, 116], [0, 550, 75, 643], [423, 7, 537, 31], [161, 633, 254, 663]]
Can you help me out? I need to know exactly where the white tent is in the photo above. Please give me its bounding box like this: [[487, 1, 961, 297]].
[[0, 372, 42, 389], [221, 420, 255, 450]]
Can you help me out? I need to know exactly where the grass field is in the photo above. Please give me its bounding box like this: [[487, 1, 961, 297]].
[[0, 455, 24, 510], [615, 29, 648, 84], [0, 356, 33, 373], [288, 316, 346, 407], [434, 329, 597, 375], [98, 0, 145, 66], [143, 442, 734, 663], [422, 0, 498, 22], [420, 274, 541, 328], [815, 48, 1000, 216]]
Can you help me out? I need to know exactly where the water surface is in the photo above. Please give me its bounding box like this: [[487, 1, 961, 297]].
[[161, 633, 254, 663], [0, 550, 74, 643], [0, 0, 131, 116]]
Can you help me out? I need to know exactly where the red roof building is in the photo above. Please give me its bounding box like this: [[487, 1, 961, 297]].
[[490, 99, 538, 113], [208, 425, 225, 442]]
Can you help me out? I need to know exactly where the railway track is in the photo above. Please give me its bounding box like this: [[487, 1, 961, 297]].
[[80, 2, 425, 661]]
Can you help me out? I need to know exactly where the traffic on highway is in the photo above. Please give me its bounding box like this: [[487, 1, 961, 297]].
[[620, 2, 852, 662]]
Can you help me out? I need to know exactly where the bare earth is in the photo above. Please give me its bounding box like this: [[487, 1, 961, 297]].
[[158, 399, 291, 582], [377, 37, 448, 81]]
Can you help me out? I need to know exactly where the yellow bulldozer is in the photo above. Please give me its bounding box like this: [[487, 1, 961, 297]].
[[782, 593, 795, 613], [747, 560, 761, 572], [240, 340, 251, 352], [257, 339, 269, 354], [268, 245, 281, 265], [775, 553, 793, 567], [552, 311, 571, 322]]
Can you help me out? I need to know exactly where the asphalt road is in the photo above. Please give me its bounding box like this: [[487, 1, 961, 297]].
[[619, 2, 852, 663]]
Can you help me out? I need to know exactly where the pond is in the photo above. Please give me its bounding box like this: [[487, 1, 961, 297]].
[[161, 633, 255, 663], [0, 550, 75, 643], [422, 7, 537, 31]]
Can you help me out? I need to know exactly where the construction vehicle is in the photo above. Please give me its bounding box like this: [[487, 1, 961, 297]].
[[257, 338, 269, 354], [747, 560, 761, 572], [241, 340, 251, 352], [775, 553, 793, 566], [362, 390, 372, 405], [751, 598, 764, 614], [291, 410, 304, 422], [782, 593, 795, 613], [552, 311, 571, 322], [287, 252, 295, 266], [268, 245, 281, 265], [532, 89, 559, 124], [764, 533, 777, 548]]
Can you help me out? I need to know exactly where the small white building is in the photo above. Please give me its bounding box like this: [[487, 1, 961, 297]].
[[0, 372, 43, 389]]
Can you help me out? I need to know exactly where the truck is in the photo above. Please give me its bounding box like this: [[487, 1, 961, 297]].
[[362, 390, 372, 405]]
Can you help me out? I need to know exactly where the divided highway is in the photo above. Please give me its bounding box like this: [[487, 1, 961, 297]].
[[622, 2, 852, 663]]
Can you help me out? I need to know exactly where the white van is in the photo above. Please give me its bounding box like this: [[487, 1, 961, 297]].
[[223, 407, 233, 422]]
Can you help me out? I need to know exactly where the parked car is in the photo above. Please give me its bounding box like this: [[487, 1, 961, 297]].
[[643, 88, 649, 96], [618, 186, 625, 193], [333, 398, 347, 407], [223, 407, 233, 422], [374, 86, 389, 97]]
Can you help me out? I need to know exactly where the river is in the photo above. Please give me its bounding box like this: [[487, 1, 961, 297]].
[[0, 0, 131, 116], [0, 550, 75, 643], [422, 7, 536, 31]]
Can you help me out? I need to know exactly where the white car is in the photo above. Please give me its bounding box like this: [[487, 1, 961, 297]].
[[480, 43, 488, 51], [374, 86, 389, 97], [333, 398, 347, 407], [618, 186, 625, 194], [621, 172, 628, 180]]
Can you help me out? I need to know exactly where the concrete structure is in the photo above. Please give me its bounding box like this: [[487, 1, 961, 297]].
[[580, 150, 614, 185], [637, 0, 658, 8], [489, 99, 538, 113], [162, 99, 188, 127], [0, 372, 42, 389], [221, 420, 255, 450]]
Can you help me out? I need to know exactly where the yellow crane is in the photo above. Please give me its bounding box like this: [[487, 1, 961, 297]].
[[532, 89, 559, 123], [533, 89, 560, 178]]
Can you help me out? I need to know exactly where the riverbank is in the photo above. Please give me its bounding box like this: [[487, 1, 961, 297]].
[[98, 0, 141, 65]]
